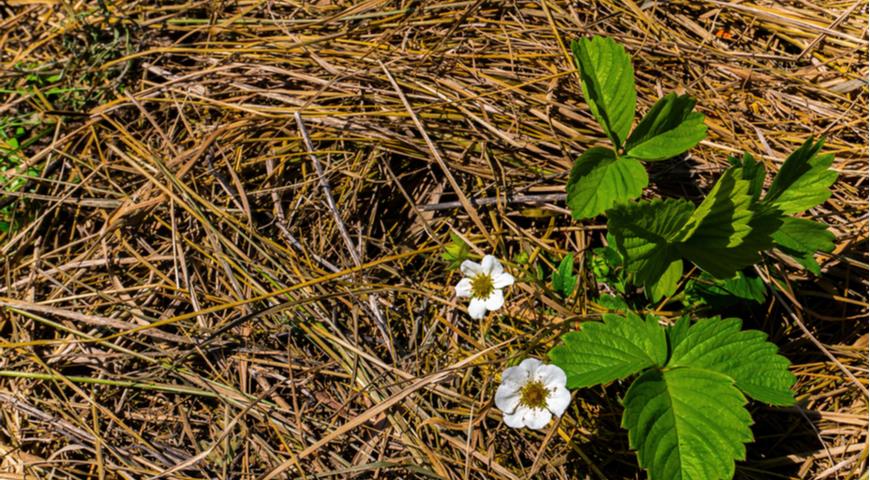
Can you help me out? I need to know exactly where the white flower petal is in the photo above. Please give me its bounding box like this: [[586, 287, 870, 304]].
[[480, 255, 497, 275], [516, 358, 543, 378], [523, 408, 552, 430], [460, 259, 482, 277], [492, 272, 514, 288], [454, 278, 473, 297], [488, 256, 505, 275], [484, 289, 504, 311], [534, 364, 567, 390], [468, 298, 487, 319], [546, 386, 571, 417], [502, 408, 526, 428], [500, 365, 528, 387], [495, 383, 520, 414]]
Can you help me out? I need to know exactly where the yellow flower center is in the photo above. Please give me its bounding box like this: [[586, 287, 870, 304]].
[[519, 380, 550, 409], [470, 273, 495, 299]]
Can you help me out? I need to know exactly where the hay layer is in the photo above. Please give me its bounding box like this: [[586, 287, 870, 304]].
[[0, 1, 866, 478]]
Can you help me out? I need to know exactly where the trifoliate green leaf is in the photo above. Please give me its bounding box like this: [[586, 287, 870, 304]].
[[608, 199, 693, 296], [771, 217, 834, 275], [608, 168, 779, 299], [764, 137, 837, 215], [624, 93, 708, 161], [678, 167, 771, 277], [551, 253, 577, 297], [668, 317, 796, 405], [622, 367, 754, 480], [549, 312, 667, 389], [567, 147, 647, 219], [572, 36, 636, 147]]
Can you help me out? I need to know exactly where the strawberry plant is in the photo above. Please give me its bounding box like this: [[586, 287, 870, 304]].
[[543, 35, 838, 480], [550, 313, 795, 480]]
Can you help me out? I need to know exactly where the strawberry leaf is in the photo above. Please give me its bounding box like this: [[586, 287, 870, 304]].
[[567, 147, 647, 220], [771, 217, 835, 275], [667, 317, 796, 406], [572, 36, 636, 148], [624, 93, 708, 161], [622, 367, 754, 480], [549, 312, 667, 389], [608, 199, 693, 299], [764, 137, 837, 215]]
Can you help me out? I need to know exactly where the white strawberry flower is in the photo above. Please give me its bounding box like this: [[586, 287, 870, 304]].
[[454, 255, 515, 319], [495, 358, 571, 430]]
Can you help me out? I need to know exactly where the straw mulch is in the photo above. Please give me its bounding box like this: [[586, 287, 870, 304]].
[[0, 1, 866, 479]]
